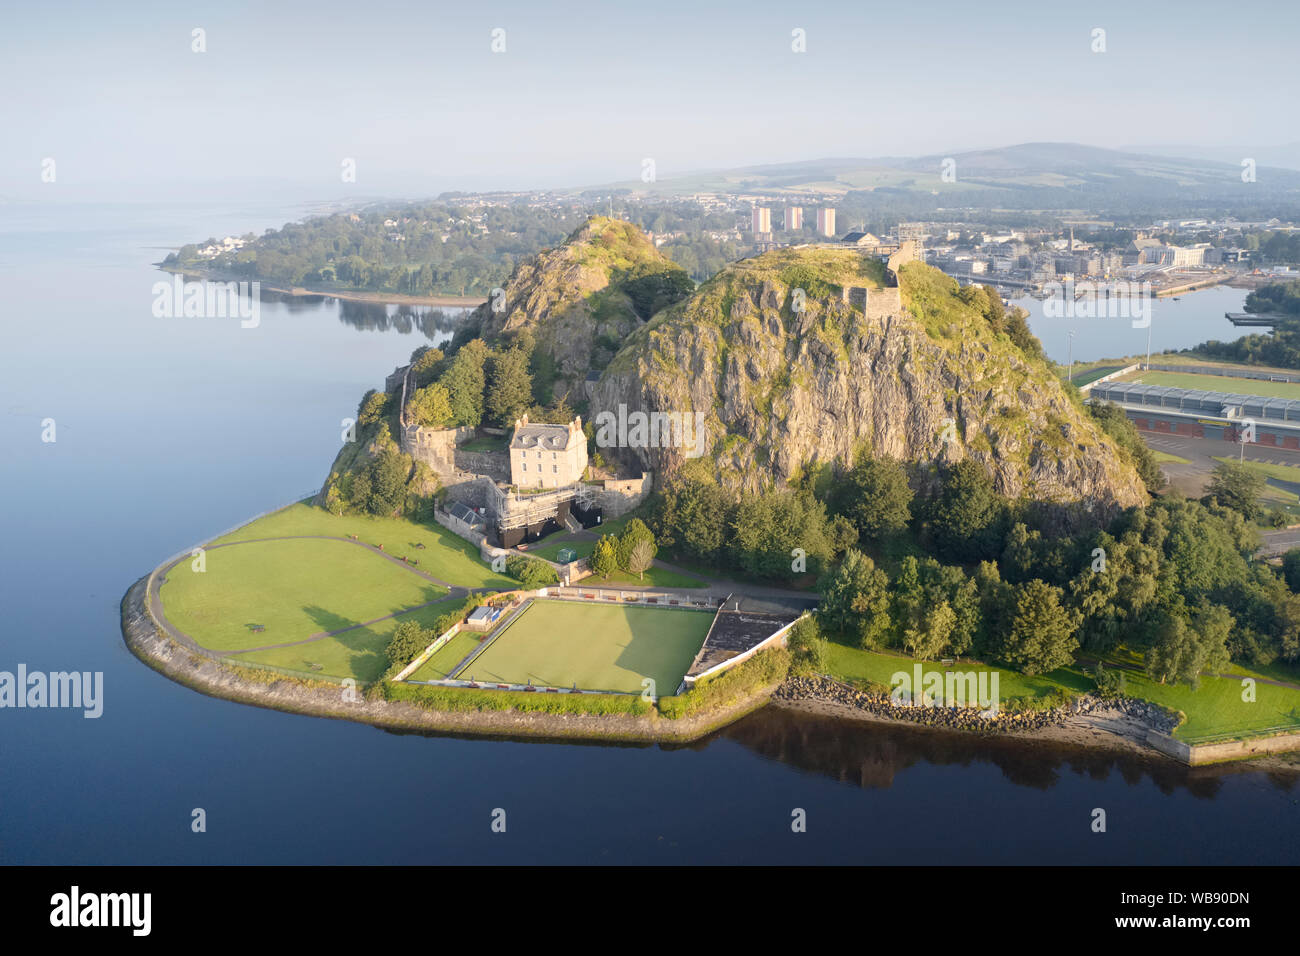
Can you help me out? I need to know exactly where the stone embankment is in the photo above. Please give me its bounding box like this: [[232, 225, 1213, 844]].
[[774, 675, 1178, 735]]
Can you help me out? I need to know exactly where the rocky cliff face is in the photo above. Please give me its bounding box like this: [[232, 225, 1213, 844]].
[[473, 216, 688, 390], [589, 250, 1148, 525]]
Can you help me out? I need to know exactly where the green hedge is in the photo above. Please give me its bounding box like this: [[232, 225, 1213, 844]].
[[657, 648, 790, 719], [384, 680, 653, 716]]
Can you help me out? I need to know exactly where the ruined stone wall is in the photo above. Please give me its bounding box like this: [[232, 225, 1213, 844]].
[[593, 473, 652, 518], [454, 449, 510, 481], [401, 424, 475, 475]]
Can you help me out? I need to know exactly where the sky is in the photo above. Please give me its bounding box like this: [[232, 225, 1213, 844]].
[[3, 0, 1299, 201]]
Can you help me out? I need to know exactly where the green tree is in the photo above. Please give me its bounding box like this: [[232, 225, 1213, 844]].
[[651, 470, 730, 562], [1282, 548, 1300, 592], [729, 490, 834, 580], [366, 448, 410, 516], [786, 615, 827, 675], [616, 519, 657, 571], [486, 347, 534, 426], [406, 383, 454, 428], [385, 620, 430, 667], [817, 549, 892, 649], [439, 339, 489, 427], [357, 389, 390, 426], [927, 460, 1005, 561], [505, 555, 559, 589], [998, 579, 1080, 676], [1206, 460, 1265, 520], [1146, 603, 1233, 687], [590, 535, 618, 579], [834, 455, 913, 540]]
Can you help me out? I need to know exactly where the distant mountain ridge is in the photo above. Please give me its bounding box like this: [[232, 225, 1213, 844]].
[[591, 142, 1300, 206]]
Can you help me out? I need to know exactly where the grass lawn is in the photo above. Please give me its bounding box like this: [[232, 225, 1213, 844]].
[[407, 630, 486, 681], [457, 599, 713, 694], [211, 501, 514, 589], [1113, 668, 1300, 742], [160, 537, 447, 652], [1131, 370, 1300, 400], [1150, 450, 1191, 465], [1068, 365, 1123, 387], [822, 641, 1090, 704], [583, 565, 706, 588], [525, 537, 596, 562], [231, 598, 462, 682]]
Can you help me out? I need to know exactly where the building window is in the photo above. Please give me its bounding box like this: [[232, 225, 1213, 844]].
[[552, 465, 557, 473], [522, 463, 527, 471]]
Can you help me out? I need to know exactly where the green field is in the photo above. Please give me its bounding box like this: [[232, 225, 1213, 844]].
[[231, 598, 462, 682], [823, 641, 1090, 704], [407, 630, 486, 681], [821, 639, 1300, 742], [1131, 370, 1300, 400], [212, 501, 515, 589], [160, 537, 447, 652], [456, 599, 713, 694], [1150, 450, 1191, 465]]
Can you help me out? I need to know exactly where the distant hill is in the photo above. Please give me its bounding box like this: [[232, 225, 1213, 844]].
[[589, 142, 1300, 214]]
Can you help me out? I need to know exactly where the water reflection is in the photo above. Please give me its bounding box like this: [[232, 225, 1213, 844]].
[[720, 704, 1300, 800], [251, 286, 472, 339]]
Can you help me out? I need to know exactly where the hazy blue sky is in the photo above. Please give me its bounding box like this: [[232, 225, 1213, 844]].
[[4, 0, 1298, 200]]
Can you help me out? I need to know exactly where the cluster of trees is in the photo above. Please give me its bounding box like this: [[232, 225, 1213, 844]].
[[813, 487, 1297, 685], [590, 519, 658, 581], [165, 202, 575, 296], [505, 555, 559, 589], [403, 338, 544, 430], [164, 198, 749, 295], [649, 450, 1300, 686]]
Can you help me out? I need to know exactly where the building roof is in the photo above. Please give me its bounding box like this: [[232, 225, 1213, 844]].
[[448, 502, 483, 525], [510, 419, 577, 451]]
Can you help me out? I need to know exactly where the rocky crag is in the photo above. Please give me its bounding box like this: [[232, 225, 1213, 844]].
[[589, 248, 1148, 524], [472, 216, 692, 394]]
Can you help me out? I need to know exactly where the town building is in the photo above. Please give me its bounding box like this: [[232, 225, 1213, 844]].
[[509, 416, 588, 490], [816, 207, 836, 238], [785, 206, 803, 231]]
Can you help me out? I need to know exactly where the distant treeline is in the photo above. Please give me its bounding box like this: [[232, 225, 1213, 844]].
[[165, 199, 756, 296]]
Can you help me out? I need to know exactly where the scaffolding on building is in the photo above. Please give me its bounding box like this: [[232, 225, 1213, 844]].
[[489, 481, 600, 532]]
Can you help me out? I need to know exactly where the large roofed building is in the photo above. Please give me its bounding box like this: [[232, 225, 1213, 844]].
[[509, 416, 588, 490]]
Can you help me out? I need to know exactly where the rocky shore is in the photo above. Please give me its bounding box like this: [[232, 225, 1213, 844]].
[[774, 675, 1179, 737]]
